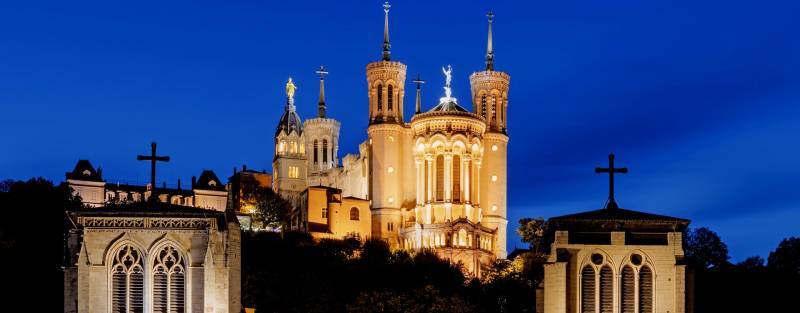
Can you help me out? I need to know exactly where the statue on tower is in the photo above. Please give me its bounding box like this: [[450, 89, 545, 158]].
[[286, 77, 297, 102], [442, 65, 453, 99]]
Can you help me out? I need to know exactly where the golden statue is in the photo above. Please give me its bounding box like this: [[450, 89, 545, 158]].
[[285, 77, 297, 100]]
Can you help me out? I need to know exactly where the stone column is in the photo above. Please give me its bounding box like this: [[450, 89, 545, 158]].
[[444, 154, 452, 201], [464, 157, 471, 203]]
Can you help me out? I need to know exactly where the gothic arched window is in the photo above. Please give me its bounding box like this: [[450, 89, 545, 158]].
[[452, 155, 461, 202], [349, 207, 359, 220], [599, 266, 613, 313], [313, 140, 319, 164], [639, 266, 654, 313], [491, 96, 497, 122], [621, 265, 635, 313], [581, 265, 595, 313], [480, 95, 487, 118], [435, 155, 444, 201], [377, 84, 383, 112], [387, 85, 394, 111], [110, 244, 144, 313], [152, 245, 186, 313], [323, 139, 329, 164]]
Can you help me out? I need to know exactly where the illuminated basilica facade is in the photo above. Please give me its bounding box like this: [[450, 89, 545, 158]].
[[274, 4, 510, 274]]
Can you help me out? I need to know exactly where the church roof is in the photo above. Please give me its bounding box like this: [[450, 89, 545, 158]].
[[66, 160, 103, 182], [276, 108, 303, 136], [194, 170, 225, 191], [428, 98, 470, 113], [69, 202, 233, 230], [547, 207, 690, 233]]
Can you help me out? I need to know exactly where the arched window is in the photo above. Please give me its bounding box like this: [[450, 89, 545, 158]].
[[152, 245, 186, 313], [424, 160, 429, 201], [377, 84, 383, 112], [279, 140, 286, 154], [600, 266, 613, 313], [491, 96, 497, 122], [435, 155, 444, 201], [313, 140, 319, 164], [290, 141, 297, 153], [480, 95, 487, 118], [323, 139, 328, 164], [581, 265, 595, 313], [452, 155, 461, 202], [349, 207, 359, 220], [458, 228, 467, 247], [639, 266, 653, 313], [621, 266, 635, 313], [110, 244, 144, 313], [387, 85, 394, 111]]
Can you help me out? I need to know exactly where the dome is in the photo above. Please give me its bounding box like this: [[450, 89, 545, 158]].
[[427, 98, 469, 113], [275, 106, 303, 136]]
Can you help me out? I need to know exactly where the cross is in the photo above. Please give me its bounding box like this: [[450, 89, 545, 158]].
[[413, 73, 425, 89], [137, 142, 170, 197], [595, 153, 627, 209], [315, 65, 328, 80]]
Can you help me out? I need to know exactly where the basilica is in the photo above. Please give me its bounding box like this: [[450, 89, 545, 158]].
[[272, 3, 510, 274]]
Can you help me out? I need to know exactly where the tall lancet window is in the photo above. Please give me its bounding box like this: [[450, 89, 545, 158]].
[[480, 95, 487, 118], [491, 96, 497, 122], [639, 266, 654, 313], [581, 265, 595, 313], [621, 266, 635, 313], [152, 245, 186, 313], [377, 84, 383, 112], [599, 266, 613, 313], [435, 155, 444, 201], [110, 244, 144, 313], [323, 139, 329, 164], [313, 140, 319, 164], [452, 155, 461, 202], [387, 85, 394, 111]]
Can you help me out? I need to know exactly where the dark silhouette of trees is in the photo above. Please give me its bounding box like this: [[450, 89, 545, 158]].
[[251, 187, 291, 230], [685, 227, 729, 269], [767, 237, 800, 275]]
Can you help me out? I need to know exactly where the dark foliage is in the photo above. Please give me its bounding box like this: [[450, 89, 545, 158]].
[[684, 227, 729, 269], [767, 237, 800, 275], [251, 187, 291, 230], [241, 231, 537, 312], [0, 178, 82, 310]]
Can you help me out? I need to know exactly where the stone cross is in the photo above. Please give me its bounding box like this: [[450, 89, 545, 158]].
[[595, 153, 627, 209], [137, 142, 170, 196]]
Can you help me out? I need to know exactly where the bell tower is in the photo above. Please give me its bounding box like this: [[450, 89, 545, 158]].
[[367, 1, 407, 125], [470, 11, 510, 259], [367, 1, 406, 246], [273, 77, 308, 207]]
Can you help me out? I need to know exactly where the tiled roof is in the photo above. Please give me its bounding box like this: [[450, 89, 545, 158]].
[[547, 207, 690, 232], [66, 160, 103, 182], [195, 170, 225, 191]]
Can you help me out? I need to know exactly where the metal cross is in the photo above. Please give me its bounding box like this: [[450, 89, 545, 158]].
[[595, 153, 628, 209], [137, 142, 170, 197], [315, 65, 328, 80], [413, 73, 425, 88]]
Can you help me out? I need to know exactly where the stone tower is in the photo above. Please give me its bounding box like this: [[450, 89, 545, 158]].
[[273, 77, 308, 207], [367, 1, 410, 246], [469, 11, 510, 259], [304, 66, 341, 182]]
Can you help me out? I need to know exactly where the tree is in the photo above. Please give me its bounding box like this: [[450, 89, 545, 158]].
[[767, 237, 800, 275], [737, 256, 765, 272], [684, 227, 729, 269], [251, 187, 291, 230], [516, 217, 545, 252]]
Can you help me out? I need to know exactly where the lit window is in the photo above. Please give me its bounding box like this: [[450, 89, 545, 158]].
[[387, 136, 394, 142], [387, 167, 394, 173], [387, 197, 394, 204], [491, 205, 497, 211], [288, 166, 299, 178], [349, 207, 360, 220]]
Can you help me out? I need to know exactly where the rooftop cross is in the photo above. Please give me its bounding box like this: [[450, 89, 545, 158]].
[[136, 142, 170, 199], [382, 1, 391, 61], [316, 65, 329, 118], [413, 73, 425, 113], [595, 153, 628, 209]]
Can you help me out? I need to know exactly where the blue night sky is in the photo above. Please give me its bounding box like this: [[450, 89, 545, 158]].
[[1, 0, 798, 261]]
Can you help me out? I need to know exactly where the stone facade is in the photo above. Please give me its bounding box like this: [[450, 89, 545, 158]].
[[63, 204, 241, 313]]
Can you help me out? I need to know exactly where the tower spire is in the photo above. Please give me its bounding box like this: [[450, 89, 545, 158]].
[[316, 65, 328, 118], [413, 73, 425, 114], [485, 11, 495, 71], [382, 1, 391, 61]]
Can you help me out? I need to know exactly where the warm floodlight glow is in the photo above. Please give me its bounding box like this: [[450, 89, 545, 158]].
[[387, 167, 394, 173], [491, 145, 498, 151], [491, 175, 498, 182]]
